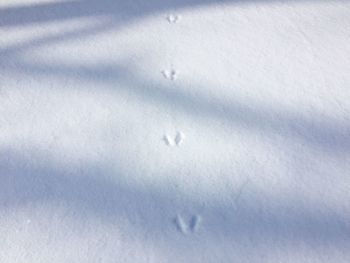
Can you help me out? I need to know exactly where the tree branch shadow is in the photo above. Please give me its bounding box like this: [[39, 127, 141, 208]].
[[1, 148, 349, 252], [1, 0, 350, 259], [0, 0, 319, 28], [2, 57, 349, 154]]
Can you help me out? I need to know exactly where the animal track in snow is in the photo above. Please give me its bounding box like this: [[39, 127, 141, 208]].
[[166, 14, 181, 23], [174, 131, 185, 145], [163, 135, 175, 146], [190, 215, 202, 232], [175, 215, 189, 234], [162, 69, 177, 81], [163, 132, 185, 146], [174, 214, 202, 234]]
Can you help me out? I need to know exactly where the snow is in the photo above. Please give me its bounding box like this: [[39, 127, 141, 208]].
[[1, 0, 350, 262]]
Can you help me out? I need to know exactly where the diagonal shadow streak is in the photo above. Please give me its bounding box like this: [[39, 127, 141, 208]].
[[1, 0, 349, 258], [1, 0, 347, 28], [0, 20, 115, 58], [2, 58, 350, 154], [2, 0, 349, 61], [0, 149, 349, 247], [0, 0, 129, 28], [0, 0, 297, 28]]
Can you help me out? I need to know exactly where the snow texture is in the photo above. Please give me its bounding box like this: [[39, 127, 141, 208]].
[[1, 0, 350, 262]]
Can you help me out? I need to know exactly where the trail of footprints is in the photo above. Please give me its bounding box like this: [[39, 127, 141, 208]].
[[162, 15, 180, 80], [162, 14, 202, 233], [162, 15, 184, 147]]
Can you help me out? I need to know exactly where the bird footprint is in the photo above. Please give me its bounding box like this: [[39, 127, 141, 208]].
[[162, 69, 177, 81], [175, 214, 202, 234], [164, 132, 185, 146], [167, 14, 181, 23]]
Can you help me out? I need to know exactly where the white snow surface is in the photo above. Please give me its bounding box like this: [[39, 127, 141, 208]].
[[1, 0, 350, 262]]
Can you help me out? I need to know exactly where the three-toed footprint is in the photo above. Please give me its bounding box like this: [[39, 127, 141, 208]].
[[163, 131, 185, 146], [166, 14, 181, 24], [161, 69, 177, 81], [174, 214, 202, 234]]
